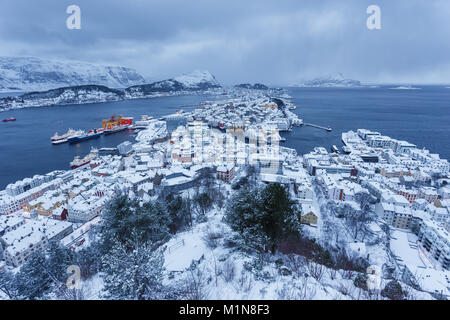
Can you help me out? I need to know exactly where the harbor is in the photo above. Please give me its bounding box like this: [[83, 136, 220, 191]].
[[1, 86, 449, 190], [51, 115, 134, 145]]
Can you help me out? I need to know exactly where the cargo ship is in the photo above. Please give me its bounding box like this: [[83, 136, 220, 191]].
[[102, 115, 133, 135], [2, 117, 16, 122], [68, 129, 102, 143]]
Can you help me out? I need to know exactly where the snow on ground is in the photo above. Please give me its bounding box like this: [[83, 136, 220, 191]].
[[82, 274, 104, 300], [159, 201, 392, 300]]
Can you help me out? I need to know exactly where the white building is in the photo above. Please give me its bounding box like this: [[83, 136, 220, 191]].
[[1, 219, 73, 267], [418, 219, 450, 270]]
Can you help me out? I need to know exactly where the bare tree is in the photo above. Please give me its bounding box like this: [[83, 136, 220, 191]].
[[182, 266, 210, 300], [306, 260, 324, 282], [221, 259, 236, 283]]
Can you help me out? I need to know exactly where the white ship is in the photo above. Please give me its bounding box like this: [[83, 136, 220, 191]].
[[51, 129, 83, 145]]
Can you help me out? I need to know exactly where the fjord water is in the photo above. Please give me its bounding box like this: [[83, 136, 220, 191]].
[[1, 86, 449, 189], [282, 86, 450, 161], [0, 95, 214, 189]]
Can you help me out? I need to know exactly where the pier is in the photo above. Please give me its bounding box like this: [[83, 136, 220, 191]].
[[303, 123, 332, 132]]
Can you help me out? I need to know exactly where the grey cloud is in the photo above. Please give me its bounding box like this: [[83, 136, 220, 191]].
[[0, 0, 449, 85]]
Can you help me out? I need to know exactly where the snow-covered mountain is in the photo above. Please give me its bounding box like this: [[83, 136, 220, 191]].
[[292, 73, 362, 88], [125, 70, 221, 97], [0, 70, 222, 111], [0, 57, 146, 91]]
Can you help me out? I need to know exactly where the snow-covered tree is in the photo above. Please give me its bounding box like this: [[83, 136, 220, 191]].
[[165, 194, 189, 233], [194, 192, 213, 219], [99, 194, 171, 252], [381, 280, 405, 300], [101, 236, 165, 300], [45, 241, 77, 283], [15, 251, 52, 300], [226, 183, 301, 254], [0, 269, 17, 299]]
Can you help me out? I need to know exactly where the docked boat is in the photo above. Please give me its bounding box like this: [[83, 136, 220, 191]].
[[70, 151, 98, 169], [104, 125, 129, 135], [2, 117, 16, 122], [102, 115, 133, 135], [68, 129, 102, 143], [51, 129, 80, 145], [331, 145, 339, 153], [70, 156, 91, 169]]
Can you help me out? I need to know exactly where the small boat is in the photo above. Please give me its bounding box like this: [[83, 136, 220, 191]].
[[2, 117, 16, 122], [326, 126, 332, 132], [70, 151, 98, 169], [331, 145, 339, 153]]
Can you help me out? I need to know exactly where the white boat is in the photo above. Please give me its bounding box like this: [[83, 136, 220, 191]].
[[51, 129, 81, 145], [331, 145, 339, 153]]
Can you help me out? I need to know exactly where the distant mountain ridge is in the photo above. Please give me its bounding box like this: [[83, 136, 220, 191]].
[[125, 70, 221, 97], [0, 57, 146, 91], [0, 70, 223, 111], [234, 83, 269, 90], [292, 73, 362, 88]]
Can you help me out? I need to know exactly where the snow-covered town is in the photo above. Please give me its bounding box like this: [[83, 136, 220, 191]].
[[0, 89, 449, 300]]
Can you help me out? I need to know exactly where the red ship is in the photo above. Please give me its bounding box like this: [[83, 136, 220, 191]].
[[2, 118, 16, 122]]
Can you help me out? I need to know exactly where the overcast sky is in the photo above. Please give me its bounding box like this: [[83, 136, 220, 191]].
[[1, 0, 449, 85]]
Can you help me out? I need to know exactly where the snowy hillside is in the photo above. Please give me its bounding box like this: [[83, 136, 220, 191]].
[[125, 70, 221, 97], [173, 70, 221, 89], [0, 57, 146, 91], [0, 85, 124, 110], [0, 70, 223, 111], [292, 73, 362, 88]]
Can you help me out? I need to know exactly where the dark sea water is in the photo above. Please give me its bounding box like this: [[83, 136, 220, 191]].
[[1, 86, 449, 189], [282, 86, 450, 161], [0, 95, 214, 189]]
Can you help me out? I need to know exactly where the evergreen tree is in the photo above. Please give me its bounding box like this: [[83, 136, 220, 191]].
[[141, 201, 171, 245], [259, 183, 300, 254], [76, 244, 102, 280], [166, 194, 189, 233], [15, 251, 52, 299], [99, 194, 138, 252], [0, 269, 17, 299], [226, 183, 301, 254], [101, 236, 165, 300], [226, 186, 267, 252], [45, 241, 77, 283], [194, 192, 213, 217], [381, 280, 405, 300], [99, 194, 171, 252]]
